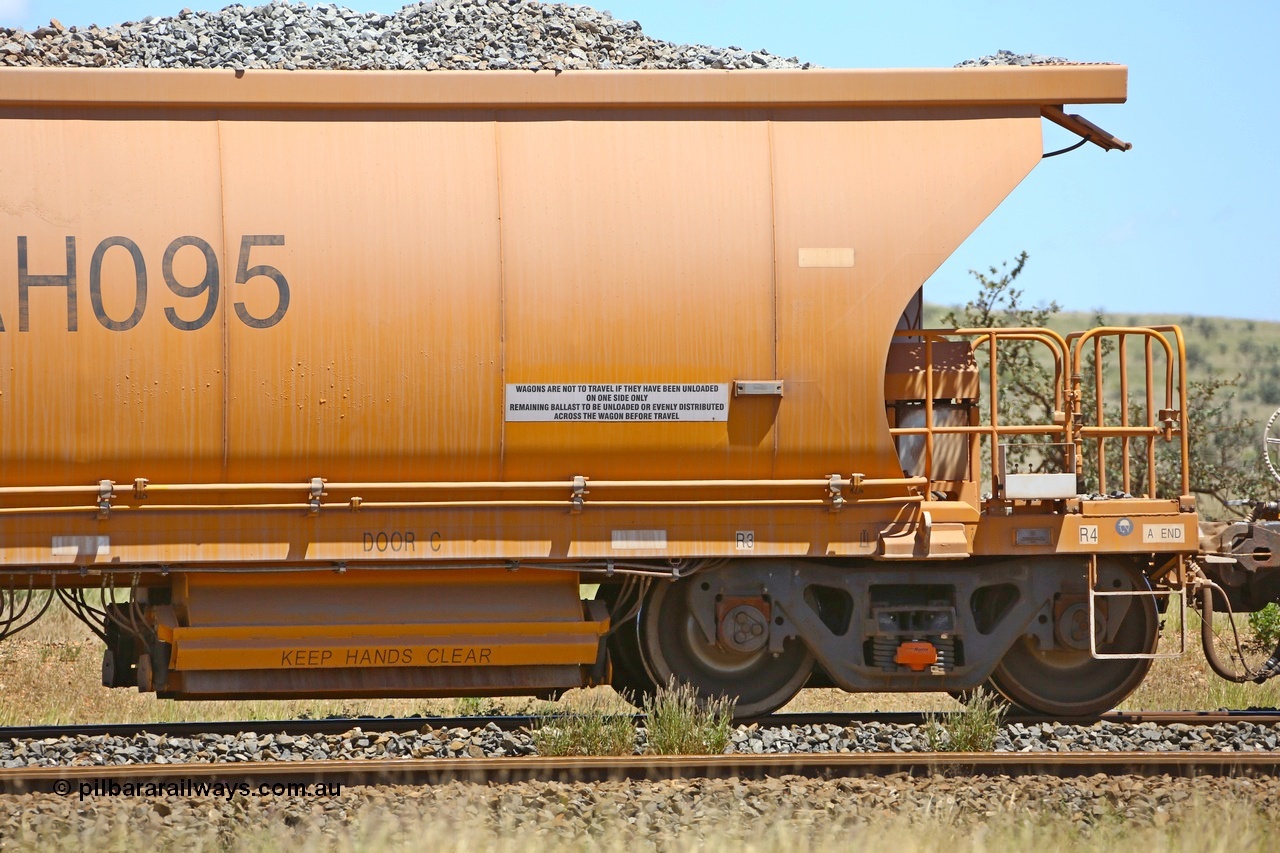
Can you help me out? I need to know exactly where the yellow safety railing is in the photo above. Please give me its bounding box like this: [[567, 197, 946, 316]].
[[890, 324, 1188, 503], [1065, 326, 1190, 499]]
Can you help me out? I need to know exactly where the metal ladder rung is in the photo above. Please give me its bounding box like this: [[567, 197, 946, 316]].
[[1087, 555, 1186, 660]]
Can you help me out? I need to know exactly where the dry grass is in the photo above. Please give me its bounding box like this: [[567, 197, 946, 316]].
[[20, 791, 1280, 853], [924, 687, 1006, 752], [642, 678, 734, 755], [531, 689, 635, 757], [779, 688, 959, 715], [322, 801, 1278, 853], [1122, 602, 1280, 710]]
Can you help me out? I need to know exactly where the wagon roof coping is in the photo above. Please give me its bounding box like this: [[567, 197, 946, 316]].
[[0, 66, 1127, 110]]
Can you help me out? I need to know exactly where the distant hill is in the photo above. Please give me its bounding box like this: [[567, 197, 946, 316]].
[[924, 304, 1280, 429], [922, 303, 1280, 514]]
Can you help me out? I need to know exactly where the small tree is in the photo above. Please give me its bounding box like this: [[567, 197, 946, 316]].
[[941, 252, 1071, 483], [941, 251, 1059, 430], [1180, 377, 1273, 512]]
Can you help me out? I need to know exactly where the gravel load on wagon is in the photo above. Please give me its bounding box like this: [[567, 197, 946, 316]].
[[954, 49, 1108, 67], [0, 0, 809, 70]]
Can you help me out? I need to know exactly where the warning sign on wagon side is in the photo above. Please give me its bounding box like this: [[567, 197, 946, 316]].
[[505, 383, 729, 422]]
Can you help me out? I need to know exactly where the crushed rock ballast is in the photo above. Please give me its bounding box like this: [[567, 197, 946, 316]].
[[0, 0, 808, 71], [0, 1, 1092, 73]]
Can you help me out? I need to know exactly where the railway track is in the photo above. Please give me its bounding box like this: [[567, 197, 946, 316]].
[[2, 751, 1278, 795], [2, 709, 1278, 742]]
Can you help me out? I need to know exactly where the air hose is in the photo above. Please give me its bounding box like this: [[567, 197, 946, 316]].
[[1199, 579, 1280, 684]]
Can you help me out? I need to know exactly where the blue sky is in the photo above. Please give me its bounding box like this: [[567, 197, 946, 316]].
[[1, 0, 1275, 320]]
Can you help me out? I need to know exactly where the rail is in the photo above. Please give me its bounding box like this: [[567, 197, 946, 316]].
[[1, 752, 1277, 794]]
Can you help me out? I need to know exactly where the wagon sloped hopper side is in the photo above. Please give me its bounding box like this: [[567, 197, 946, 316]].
[[0, 65, 1257, 718]]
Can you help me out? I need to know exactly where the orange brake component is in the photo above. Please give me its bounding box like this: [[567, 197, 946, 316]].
[[893, 641, 939, 672]]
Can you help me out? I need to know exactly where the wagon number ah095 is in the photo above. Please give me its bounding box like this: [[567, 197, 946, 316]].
[[0, 234, 289, 333]]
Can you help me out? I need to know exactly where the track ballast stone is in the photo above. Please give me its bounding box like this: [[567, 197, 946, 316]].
[[4, 720, 1280, 767], [0, 0, 808, 71]]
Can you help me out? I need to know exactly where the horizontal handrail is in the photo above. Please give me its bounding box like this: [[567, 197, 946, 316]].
[[0, 475, 925, 497], [0, 475, 932, 517], [891, 425, 1066, 436], [1076, 425, 1171, 437], [0, 496, 932, 517]]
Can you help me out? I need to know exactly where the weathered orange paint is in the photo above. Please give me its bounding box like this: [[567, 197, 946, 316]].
[[0, 67, 1129, 568]]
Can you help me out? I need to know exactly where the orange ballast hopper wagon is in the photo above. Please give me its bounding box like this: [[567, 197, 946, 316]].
[[0, 67, 1193, 716]]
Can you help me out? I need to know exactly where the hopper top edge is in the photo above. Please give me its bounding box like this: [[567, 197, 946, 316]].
[[0, 66, 1127, 110]]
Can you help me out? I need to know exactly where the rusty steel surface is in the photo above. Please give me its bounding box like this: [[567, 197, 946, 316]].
[[1, 751, 1276, 795], [0, 66, 1145, 569]]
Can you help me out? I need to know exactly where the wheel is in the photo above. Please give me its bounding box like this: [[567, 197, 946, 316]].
[[638, 577, 814, 718], [987, 561, 1159, 718], [606, 616, 659, 704], [1264, 407, 1280, 488]]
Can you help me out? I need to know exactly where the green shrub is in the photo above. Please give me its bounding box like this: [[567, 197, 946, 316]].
[[924, 687, 1006, 752], [530, 691, 635, 757], [1249, 603, 1280, 648], [451, 696, 495, 716], [642, 677, 735, 755]]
